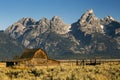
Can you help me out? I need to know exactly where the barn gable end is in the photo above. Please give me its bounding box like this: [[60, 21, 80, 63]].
[[33, 49, 48, 59]]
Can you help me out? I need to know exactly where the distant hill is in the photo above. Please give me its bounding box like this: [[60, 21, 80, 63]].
[[2, 9, 120, 59], [0, 30, 25, 60]]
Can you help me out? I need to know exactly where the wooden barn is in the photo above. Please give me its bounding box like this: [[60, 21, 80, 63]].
[[16, 48, 60, 67]]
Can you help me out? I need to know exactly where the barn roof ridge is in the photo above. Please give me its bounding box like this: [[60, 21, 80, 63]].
[[20, 48, 48, 59]]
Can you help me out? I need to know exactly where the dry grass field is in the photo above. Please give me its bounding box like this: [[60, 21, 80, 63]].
[[0, 62, 120, 80]]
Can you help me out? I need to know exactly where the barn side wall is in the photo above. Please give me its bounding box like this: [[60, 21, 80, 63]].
[[19, 58, 48, 67]]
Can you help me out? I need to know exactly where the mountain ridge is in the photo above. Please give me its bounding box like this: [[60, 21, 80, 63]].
[[2, 9, 120, 59]]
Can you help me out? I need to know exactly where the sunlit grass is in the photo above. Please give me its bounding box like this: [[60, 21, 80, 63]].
[[0, 62, 120, 80]]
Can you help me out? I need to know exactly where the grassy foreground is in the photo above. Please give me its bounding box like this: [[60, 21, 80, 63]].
[[0, 62, 120, 80]]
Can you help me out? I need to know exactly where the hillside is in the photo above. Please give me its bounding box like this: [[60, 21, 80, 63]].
[[0, 31, 25, 60]]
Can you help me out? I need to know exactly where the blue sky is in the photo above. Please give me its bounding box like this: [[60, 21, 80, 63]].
[[0, 0, 120, 30]]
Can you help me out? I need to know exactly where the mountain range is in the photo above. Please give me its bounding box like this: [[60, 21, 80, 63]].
[[1, 9, 120, 59]]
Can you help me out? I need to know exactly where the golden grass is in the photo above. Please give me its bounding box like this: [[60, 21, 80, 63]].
[[0, 62, 6, 68], [0, 62, 119, 80]]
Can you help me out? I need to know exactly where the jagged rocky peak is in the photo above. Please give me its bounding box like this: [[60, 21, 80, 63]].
[[50, 16, 64, 26], [4, 17, 36, 39], [100, 15, 120, 37], [51, 16, 62, 22], [104, 16, 115, 21], [50, 16, 70, 34], [4, 22, 26, 39], [38, 17, 49, 23], [84, 9, 94, 15], [100, 16, 116, 25], [77, 9, 103, 34], [79, 9, 98, 24], [17, 17, 36, 27], [37, 17, 50, 26]]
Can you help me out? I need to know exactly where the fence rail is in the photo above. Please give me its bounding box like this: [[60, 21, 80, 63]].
[[58, 59, 120, 63], [58, 59, 120, 66]]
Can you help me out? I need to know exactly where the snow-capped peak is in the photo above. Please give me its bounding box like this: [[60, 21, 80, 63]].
[[87, 9, 94, 14], [100, 25, 104, 29], [106, 16, 115, 21]]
